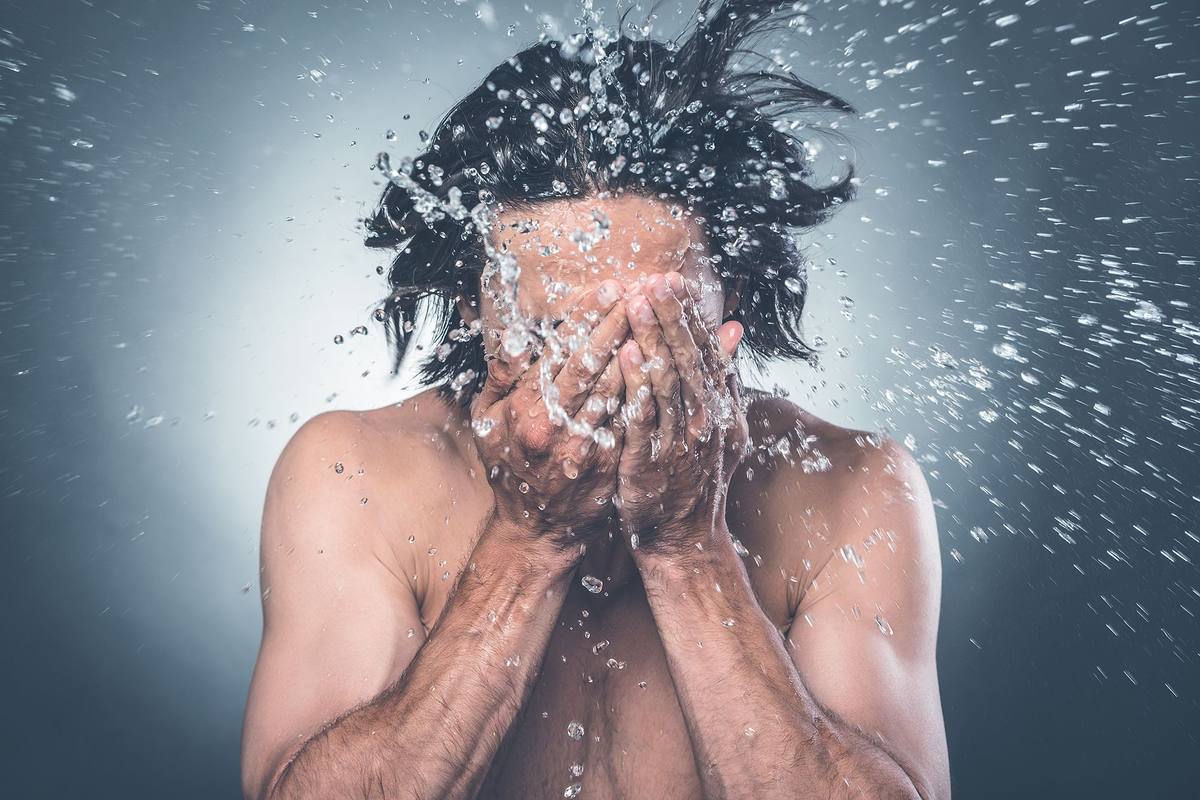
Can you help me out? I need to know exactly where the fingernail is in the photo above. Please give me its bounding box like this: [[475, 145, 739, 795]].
[[598, 280, 623, 304], [666, 272, 684, 296], [625, 342, 643, 366], [631, 296, 655, 323], [724, 322, 744, 353], [649, 274, 671, 301]]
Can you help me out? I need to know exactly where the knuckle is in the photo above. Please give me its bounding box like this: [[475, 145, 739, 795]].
[[584, 394, 607, 416], [518, 415, 555, 451], [595, 372, 621, 398], [566, 358, 594, 385]]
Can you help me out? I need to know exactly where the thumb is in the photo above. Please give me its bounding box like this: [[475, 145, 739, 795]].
[[474, 330, 530, 413], [715, 321, 744, 358]]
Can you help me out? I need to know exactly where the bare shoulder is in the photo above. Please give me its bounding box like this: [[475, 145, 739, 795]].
[[269, 389, 467, 496], [738, 389, 928, 503], [262, 389, 474, 559], [731, 390, 940, 593]]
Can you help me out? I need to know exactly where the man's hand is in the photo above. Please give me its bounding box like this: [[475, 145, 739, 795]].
[[614, 271, 748, 553], [471, 279, 630, 556]]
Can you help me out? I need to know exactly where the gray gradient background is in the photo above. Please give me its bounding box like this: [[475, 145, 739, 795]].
[[2, 0, 1197, 797]]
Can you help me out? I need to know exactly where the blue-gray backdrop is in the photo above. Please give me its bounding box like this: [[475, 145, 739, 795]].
[[2, 0, 1197, 797]]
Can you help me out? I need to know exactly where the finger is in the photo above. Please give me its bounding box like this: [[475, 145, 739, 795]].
[[574, 355, 625, 431], [722, 343, 749, 468], [716, 320, 744, 360], [645, 272, 708, 438], [474, 329, 532, 413], [617, 339, 655, 461], [627, 289, 681, 447], [678, 276, 721, 375], [552, 292, 630, 416], [544, 280, 624, 381]]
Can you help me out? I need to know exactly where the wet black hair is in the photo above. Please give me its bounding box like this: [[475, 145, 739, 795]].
[[363, 0, 855, 404]]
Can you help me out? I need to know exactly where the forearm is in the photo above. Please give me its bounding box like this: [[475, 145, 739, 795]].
[[266, 517, 575, 800], [636, 529, 924, 799]]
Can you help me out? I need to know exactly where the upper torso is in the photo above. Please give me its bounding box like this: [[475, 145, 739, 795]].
[[317, 387, 877, 799]]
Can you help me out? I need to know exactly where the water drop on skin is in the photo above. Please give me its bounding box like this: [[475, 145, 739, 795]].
[[334, 462, 344, 474], [566, 721, 585, 740]]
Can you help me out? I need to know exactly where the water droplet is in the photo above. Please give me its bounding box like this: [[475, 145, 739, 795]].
[[566, 721, 585, 740], [333, 334, 344, 345], [519, 481, 530, 494], [564, 785, 582, 798], [875, 615, 893, 636], [334, 462, 344, 474], [581, 575, 603, 594], [992, 342, 1026, 363], [385, 129, 397, 141]]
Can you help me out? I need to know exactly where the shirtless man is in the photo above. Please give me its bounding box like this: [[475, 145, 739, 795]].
[[241, 6, 950, 798]]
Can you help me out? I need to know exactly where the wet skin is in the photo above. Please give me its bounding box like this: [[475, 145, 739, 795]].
[[240, 195, 951, 799]]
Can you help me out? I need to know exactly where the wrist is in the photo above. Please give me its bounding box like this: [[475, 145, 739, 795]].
[[626, 505, 725, 557], [632, 519, 740, 581], [481, 511, 585, 579]]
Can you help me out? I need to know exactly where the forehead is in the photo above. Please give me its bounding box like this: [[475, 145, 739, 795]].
[[487, 194, 707, 298]]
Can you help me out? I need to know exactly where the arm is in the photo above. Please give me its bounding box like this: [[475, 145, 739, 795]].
[[634, 441, 948, 799], [614, 272, 948, 798], [240, 414, 577, 800], [242, 282, 632, 800]]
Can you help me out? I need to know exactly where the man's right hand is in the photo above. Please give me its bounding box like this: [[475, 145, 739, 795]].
[[470, 279, 630, 557]]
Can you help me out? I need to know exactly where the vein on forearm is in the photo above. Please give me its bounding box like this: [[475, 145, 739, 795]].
[[268, 526, 570, 800], [638, 538, 924, 799]]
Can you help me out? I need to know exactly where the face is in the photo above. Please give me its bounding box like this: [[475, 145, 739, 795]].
[[461, 193, 733, 357]]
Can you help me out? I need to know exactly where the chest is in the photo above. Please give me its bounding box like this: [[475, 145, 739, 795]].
[[479, 587, 704, 799], [395, 467, 813, 797]]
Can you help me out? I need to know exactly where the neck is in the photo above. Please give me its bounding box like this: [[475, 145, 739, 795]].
[[576, 520, 639, 600]]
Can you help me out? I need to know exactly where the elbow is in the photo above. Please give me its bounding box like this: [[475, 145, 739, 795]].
[[896, 762, 949, 800], [247, 753, 299, 800], [816, 720, 945, 800]]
